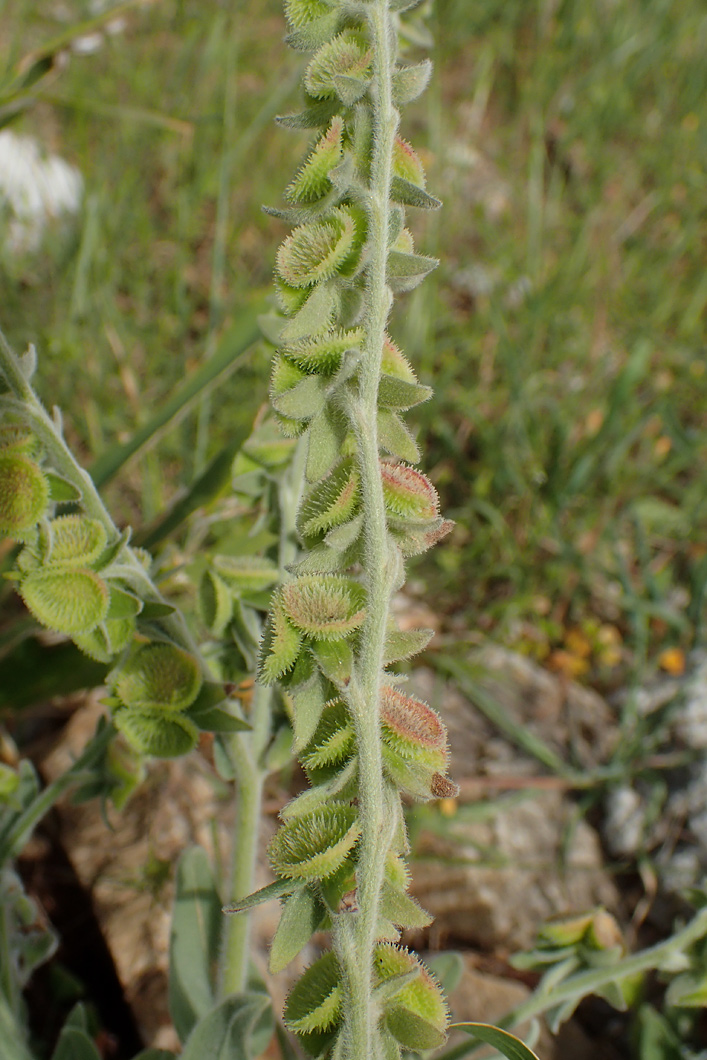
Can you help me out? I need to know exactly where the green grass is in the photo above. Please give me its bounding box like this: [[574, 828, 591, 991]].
[[1, 0, 706, 685]]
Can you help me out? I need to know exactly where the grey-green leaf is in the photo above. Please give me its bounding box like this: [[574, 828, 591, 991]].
[[179, 994, 273, 1060], [280, 284, 339, 344], [271, 375, 326, 421], [377, 410, 420, 463], [169, 847, 222, 1042], [378, 374, 433, 410], [269, 888, 326, 973], [392, 59, 432, 104], [455, 1023, 541, 1060]]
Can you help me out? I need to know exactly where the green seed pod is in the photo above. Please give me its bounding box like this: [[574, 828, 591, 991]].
[[381, 686, 447, 767], [0, 424, 37, 455], [281, 574, 366, 641], [285, 326, 365, 374], [275, 278, 311, 315], [286, 116, 345, 203], [381, 336, 417, 383], [73, 617, 135, 663], [271, 353, 308, 401], [258, 592, 304, 683], [305, 31, 371, 100], [45, 515, 108, 568], [297, 460, 360, 541], [212, 555, 280, 594], [392, 136, 426, 188], [381, 463, 439, 521], [276, 206, 360, 288], [113, 643, 202, 712], [374, 944, 449, 1051], [268, 803, 360, 880], [284, 951, 343, 1056], [0, 454, 49, 541], [114, 707, 199, 759], [301, 698, 355, 772], [20, 568, 110, 634], [284, 0, 331, 28]]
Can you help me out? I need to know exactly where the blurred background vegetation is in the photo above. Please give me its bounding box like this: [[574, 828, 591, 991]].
[[1, 0, 706, 692]]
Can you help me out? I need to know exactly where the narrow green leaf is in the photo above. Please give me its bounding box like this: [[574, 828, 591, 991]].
[[223, 877, 304, 914], [306, 407, 345, 482], [269, 888, 325, 973], [383, 626, 433, 665], [185, 701, 250, 733], [169, 847, 222, 1042], [276, 100, 341, 130], [387, 249, 439, 292], [280, 284, 338, 343], [271, 375, 326, 420], [390, 175, 441, 210], [377, 410, 420, 463], [106, 587, 143, 620], [50, 1027, 101, 1060], [89, 309, 261, 487], [46, 471, 81, 502], [378, 374, 432, 410], [454, 1023, 541, 1060], [292, 670, 329, 751]]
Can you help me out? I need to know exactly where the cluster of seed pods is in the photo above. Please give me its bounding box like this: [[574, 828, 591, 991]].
[[256, 1, 456, 1053]]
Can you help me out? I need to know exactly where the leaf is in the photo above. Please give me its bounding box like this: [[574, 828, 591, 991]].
[[106, 587, 143, 620], [169, 847, 222, 1042], [179, 993, 273, 1060], [306, 407, 346, 482], [390, 175, 442, 210], [454, 1023, 541, 1060], [46, 471, 81, 502], [285, 12, 340, 52], [89, 308, 261, 487], [377, 410, 420, 463], [271, 374, 327, 421], [276, 100, 341, 130], [50, 1026, 101, 1060], [223, 877, 304, 915], [269, 887, 325, 973], [280, 283, 339, 343], [383, 626, 434, 665], [185, 699, 250, 734], [387, 249, 439, 292], [378, 374, 432, 410], [333, 74, 369, 105], [292, 670, 329, 751], [311, 638, 353, 687], [392, 59, 432, 104]]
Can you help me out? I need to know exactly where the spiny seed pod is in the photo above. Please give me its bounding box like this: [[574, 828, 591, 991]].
[[0, 424, 37, 455], [301, 699, 355, 772], [305, 31, 371, 100], [297, 460, 360, 540], [268, 803, 361, 880], [381, 463, 439, 521], [20, 568, 109, 634], [284, 0, 331, 28], [284, 951, 342, 1056], [73, 617, 135, 663], [114, 707, 199, 759], [44, 515, 108, 568], [381, 336, 417, 383], [259, 593, 304, 683], [276, 206, 360, 288], [281, 574, 366, 641], [0, 454, 49, 540], [392, 137, 426, 188], [211, 555, 280, 593], [113, 643, 202, 713], [284, 326, 364, 374], [381, 686, 447, 762], [391, 517, 454, 558], [286, 116, 345, 204], [374, 944, 449, 1051]]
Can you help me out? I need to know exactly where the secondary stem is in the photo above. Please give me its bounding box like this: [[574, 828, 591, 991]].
[[335, 2, 398, 1056]]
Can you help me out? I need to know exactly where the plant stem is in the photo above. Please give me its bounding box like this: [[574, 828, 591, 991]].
[[334, 3, 399, 1056]]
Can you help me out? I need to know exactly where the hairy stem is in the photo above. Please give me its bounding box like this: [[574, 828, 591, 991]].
[[334, 2, 399, 1055]]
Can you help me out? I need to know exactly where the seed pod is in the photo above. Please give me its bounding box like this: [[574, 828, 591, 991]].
[[258, 592, 304, 684], [277, 206, 360, 288], [0, 454, 49, 541], [392, 136, 426, 188], [281, 574, 366, 641], [301, 699, 355, 772], [305, 32, 371, 100], [20, 568, 109, 634], [268, 803, 360, 880], [297, 460, 360, 541], [284, 0, 331, 28], [44, 515, 108, 568], [374, 943, 449, 1050], [381, 463, 439, 521], [284, 951, 343, 1057], [113, 643, 202, 713], [114, 707, 199, 758], [286, 116, 345, 203], [284, 326, 364, 374], [0, 424, 37, 455]]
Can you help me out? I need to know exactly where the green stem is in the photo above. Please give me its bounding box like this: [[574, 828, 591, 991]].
[[437, 907, 707, 1060], [334, 3, 399, 1057]]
